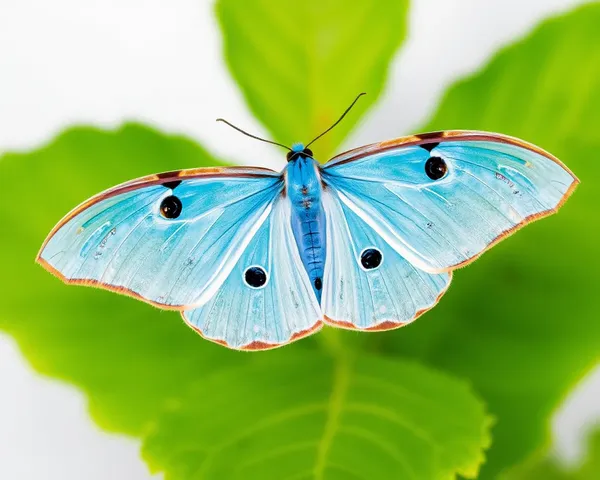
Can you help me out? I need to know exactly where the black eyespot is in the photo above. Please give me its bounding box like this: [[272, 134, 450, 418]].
[[303, 148, 313, 157], [425, 156, 448, 180], [160, 195, 182, 219], [360, 248, 383, 270], [244, 266, 268, 288], [314, 277, 322, 290]]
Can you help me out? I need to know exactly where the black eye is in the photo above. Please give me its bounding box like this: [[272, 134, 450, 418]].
[[286, 151, 295, 161], [160, 195, 182, 219], [425, 156, 448, 180], [360, 248, 383, 270], [303, 148, 313, 157], [244, 266, 268, 288], [314, 277, 322, 290]]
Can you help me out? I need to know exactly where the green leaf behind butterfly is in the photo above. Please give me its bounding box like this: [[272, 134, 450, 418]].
[[143, 351, 491, 480], [378, 3, 600, 477], [216, 0, 409, 159]]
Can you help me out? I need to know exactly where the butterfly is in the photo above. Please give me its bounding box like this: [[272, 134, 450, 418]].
[[37, 94, 578, 351]]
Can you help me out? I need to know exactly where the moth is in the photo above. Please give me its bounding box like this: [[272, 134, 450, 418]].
[[38, 94, 578, 350]]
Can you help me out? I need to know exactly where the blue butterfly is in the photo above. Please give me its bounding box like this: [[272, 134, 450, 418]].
[[37, 94, 578, 350]]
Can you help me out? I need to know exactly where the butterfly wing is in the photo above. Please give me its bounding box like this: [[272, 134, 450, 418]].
[[323, 131, 578, 273], [182, 195, 323, 350], [321, 188, 451, 330], [38, 167, 284, 309]]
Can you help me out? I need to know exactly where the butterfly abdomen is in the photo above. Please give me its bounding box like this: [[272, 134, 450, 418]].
[[285, 156, 327, 302]]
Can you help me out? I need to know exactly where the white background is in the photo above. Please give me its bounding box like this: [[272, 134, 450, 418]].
[[1, 0, 598, 478]]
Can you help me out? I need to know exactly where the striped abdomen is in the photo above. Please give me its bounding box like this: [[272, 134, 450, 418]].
[[285, 155, 326, 302]]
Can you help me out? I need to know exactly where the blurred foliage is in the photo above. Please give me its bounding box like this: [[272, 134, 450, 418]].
[[1, 1, 599, 479], [503, 427, 600, 480], [143, 353, 490, 479], [217, 0, 409, 159]]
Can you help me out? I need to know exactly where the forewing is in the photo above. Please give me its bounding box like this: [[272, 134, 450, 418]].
[[321, 189, 451, 330], [323, 131, 578, 272], [182, 195, 323, 350], [38, 167, 283, 308]]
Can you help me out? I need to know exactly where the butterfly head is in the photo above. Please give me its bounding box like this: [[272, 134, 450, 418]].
[[287, 143, 313, 162]]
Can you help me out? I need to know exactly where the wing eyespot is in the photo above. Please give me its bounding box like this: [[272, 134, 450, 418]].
[[425, 156, 448, 180], [160, 195, 183, 219], [244, 266, 268, 288], [360, 248, 383, 270]]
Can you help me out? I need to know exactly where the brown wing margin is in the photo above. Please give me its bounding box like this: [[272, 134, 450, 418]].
[[37, 166, 279, 255], [323, 272, 453, 332], [183, 316, 324, 351], [327, 130, 578, 178]]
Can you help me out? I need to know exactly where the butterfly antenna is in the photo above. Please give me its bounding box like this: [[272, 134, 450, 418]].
[[216, 118, 291, 151], [305, 92, 366, 149]]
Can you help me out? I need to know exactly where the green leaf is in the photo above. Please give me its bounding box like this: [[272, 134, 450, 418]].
[[143, 350, 491, 480], [378, 3, 600, 477], [502, 428, 600, 480], [216, 0, 409, 159], [0, 124, 250, 434]]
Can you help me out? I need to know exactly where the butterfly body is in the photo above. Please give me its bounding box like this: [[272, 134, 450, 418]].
[[285, 146, 327, 302], [38, 130, 578, 350]]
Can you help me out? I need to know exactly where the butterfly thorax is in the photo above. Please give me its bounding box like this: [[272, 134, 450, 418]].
[[285, 154, 326, 302]]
